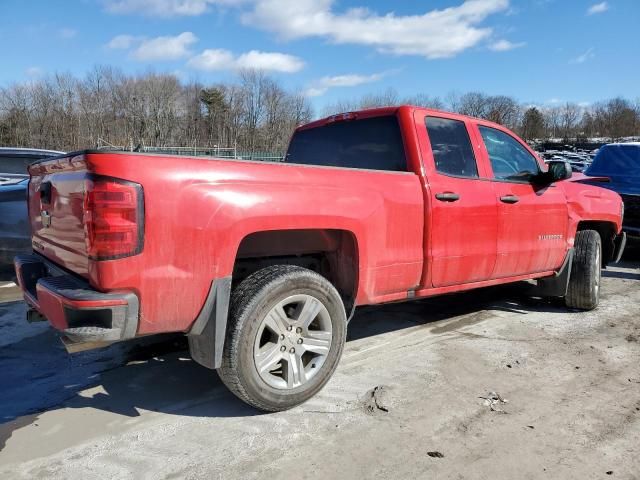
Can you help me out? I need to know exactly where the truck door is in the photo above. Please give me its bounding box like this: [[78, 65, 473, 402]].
[[415, 112, 498, 288], [475, 125, 569, 277]]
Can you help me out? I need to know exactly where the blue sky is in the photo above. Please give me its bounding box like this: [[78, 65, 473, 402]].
[[1, 0, 638, 110]]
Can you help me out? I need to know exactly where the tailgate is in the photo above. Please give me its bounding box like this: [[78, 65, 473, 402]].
[[28, 154, 90, 277]]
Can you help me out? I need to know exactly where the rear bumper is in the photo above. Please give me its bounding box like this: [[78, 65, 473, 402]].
[[14, 253, 139, 348]]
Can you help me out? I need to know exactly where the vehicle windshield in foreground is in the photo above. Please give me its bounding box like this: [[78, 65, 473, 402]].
[[586, 144, 640, 177]]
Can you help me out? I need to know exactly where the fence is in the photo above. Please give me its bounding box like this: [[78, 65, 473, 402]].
[[96, 139, 283, 162]]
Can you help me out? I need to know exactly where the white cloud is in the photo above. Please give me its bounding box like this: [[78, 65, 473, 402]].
[[305, 72, 386, 97], [58, 28, 77, 39], [587, 2, 608, 15], [104, 1, 513, 59], [570, 47, 595, 64], [489, 39, 525, 51], [242, 0, 510, 59], [132, 32, 198, 61], [234, 51, 304, 72], [26, 66, 43, 78], [188, 49, 235, 70], [188, 49, 304, 72], [103, 0, 245, 17], [106, 34, 138, 49]]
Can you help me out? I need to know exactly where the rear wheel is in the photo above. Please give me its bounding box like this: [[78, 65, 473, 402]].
[[565, 230, 602, 310], [218, 265, 347, 412]]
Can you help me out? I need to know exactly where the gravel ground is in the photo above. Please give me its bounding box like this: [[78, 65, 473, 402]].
[[0, 259, 638, 479]]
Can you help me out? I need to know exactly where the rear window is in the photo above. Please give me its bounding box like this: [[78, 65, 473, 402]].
[[586, 145, 640, 177], [0, 154, 50, 174], [425, 117, 478, 178], [285, 115, 407, 171]]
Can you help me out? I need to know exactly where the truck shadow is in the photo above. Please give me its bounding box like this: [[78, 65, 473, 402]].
[[0, 267, 17, 282], [1, 261, 639, 451]]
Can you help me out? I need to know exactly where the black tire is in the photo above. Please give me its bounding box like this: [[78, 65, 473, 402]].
[[565, 230, 602, 310], [218, 265, 347, 412]]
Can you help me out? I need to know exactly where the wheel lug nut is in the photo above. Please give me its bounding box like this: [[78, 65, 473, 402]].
[[296, 327, 302, 333], [287, 326, 293, 331], [289, 347, 295, 353], [297, 338, 303, 344], [280, 346, 286, 352], [280, 334, 285, 340]]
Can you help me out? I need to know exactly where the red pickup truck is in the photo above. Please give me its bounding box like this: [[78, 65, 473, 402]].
[[15, 106, 625, 411]]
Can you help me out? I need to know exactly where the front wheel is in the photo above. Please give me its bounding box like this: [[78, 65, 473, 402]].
[[565, 230, 602, 310], [218, 265, 347, 412]]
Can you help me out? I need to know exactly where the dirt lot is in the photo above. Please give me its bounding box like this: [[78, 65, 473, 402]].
[[0, 259, 639, 480]]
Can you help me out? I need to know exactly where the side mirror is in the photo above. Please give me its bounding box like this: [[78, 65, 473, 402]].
[[546, 160, 572, 182]]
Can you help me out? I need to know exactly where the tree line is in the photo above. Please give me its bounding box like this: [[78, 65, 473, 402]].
[[323, 89, 640, 144], [1, 66, 638, 154], [0, 67, 312, 154]]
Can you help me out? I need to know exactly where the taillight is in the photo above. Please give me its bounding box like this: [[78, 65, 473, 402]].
[[83, 176, 144, 260]]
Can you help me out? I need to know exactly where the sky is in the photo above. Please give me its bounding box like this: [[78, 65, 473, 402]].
[[0, 0, 638, 110]]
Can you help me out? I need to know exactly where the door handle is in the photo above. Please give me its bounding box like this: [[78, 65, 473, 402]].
[[500, 195, 519, 204], [435, 192, 460, 202]]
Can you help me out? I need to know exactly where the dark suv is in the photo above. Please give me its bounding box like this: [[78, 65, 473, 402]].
[[0, 148, 64, 266], [584, 143, 640, 240]]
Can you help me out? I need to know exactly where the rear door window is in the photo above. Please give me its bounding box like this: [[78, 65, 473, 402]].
[[425, 117, 478, 178], [285, 115, 407, 171]]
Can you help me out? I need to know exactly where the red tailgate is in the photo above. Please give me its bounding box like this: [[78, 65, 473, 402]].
[[28, 154, 91, 277]]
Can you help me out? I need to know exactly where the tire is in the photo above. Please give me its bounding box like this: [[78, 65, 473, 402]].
[[218, 265, 347, 412], [565, 230, 602, 310]]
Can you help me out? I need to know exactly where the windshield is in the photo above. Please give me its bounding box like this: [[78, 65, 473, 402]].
[[0, 154, 51, 174], [285, 115, 407, 171], [586, 145, 640, 177]]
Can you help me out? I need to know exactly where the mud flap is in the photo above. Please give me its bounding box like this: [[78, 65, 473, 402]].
[[534, 249, 574, 297], [187, 276, 232, 370], [612, 232, 626, 264]]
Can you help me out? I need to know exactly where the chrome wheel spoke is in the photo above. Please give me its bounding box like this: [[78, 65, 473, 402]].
[[286, 352, 306, 388], [303, 330, 332, 355], [297, 296, 322, 329], [263, 304, 290, 335], [255, 343, 283, 373]]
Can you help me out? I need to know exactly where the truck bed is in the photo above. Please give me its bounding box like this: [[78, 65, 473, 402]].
[[27, 150, 425, 335]]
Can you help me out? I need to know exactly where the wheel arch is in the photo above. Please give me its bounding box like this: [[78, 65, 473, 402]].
[[575, 220, 617, 266], [232, 228, 360, 315], [188, 228, 360, 371]]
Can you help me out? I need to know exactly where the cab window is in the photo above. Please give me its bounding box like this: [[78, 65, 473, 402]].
[[425, 117, 478, 178], [479, 126, 540, 181], [285, 115, 407, 171]]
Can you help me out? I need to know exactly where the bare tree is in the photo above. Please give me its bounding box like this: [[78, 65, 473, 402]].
[[1, 68, 639, 154], [559, 102, 581, 142]]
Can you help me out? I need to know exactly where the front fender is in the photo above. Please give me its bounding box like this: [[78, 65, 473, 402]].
[[559, 180, 623, 244]]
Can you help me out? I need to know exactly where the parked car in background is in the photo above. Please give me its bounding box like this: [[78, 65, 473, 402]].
[[583, 143, 640, 240], [0, 148, 64, 266]]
